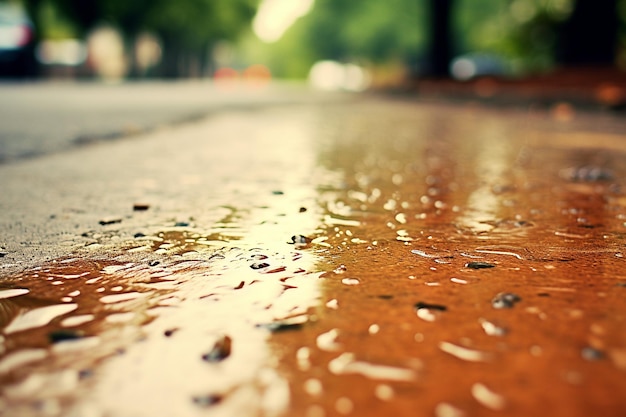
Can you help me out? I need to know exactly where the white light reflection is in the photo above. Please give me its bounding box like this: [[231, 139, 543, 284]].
[[253, 0, 314, 43], [457, 126, 510, 233]]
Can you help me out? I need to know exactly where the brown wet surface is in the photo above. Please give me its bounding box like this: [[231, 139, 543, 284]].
[[1, 98, 626, 416]]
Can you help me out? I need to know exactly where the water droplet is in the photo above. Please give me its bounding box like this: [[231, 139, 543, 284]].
[[415, 302, 447, 322], [326, 299, 339, 309], [375, 384, 394, 401], [471, 383, 506, 410], [0, 288, 29, 299], [411, 249, 453, 259], [435, 402, 466, 417], [479, 318, 507, 336], [61, 314, 94, 327], [491, 292, 521, 309], [202, 335, 232, 362], [99, 292, 144, 304], [341, 278, 360, 286], [333, 264, 347, 274], [328, 352, 417, 381], [335, 397, 354, 415], [296, 347, 311, 371], [368, 324, 380, 335], [439, 341, 491, 362], [303, 378, 323, 396], [0, 349, 47, 374], [317, 329, 341, 352], [465, 262, 495, 269], [4, 304, 78, 334]]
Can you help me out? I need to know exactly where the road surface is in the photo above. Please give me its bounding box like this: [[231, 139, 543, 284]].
[[1, 82, 626, 417]]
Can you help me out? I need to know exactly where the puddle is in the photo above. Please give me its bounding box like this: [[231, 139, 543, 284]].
[[2, 101, 626, 416]]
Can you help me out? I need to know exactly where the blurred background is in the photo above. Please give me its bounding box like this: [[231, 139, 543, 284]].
[[1, 0, 625, 94]]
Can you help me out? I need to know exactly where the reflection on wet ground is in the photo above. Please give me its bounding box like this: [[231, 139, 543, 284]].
[[2, 99, 626, 416]]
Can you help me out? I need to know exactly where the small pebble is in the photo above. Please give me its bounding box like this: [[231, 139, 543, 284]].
[[492, 292, 521, 309], [581, 346, 604, 361], [192, 394, 222, 407], [465, 262, 495, 269], [48, 330, 84, 343], [133, 203, 150, 211], [99, 218, 122, 226], [202, 335, 232, 362]]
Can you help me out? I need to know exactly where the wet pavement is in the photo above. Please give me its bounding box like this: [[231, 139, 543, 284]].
[[1, 92, 626, 417]]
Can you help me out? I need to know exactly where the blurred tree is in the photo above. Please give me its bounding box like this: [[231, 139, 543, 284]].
[[275, 0, 426, 77], [23, 0, 258, 78]]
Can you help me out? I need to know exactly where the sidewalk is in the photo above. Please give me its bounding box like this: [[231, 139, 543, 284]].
[[1, 93, 625, 417]]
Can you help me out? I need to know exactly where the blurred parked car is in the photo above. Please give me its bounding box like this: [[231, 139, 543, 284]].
[[0, 3, 37, 77], [450, 53, 508, 81]]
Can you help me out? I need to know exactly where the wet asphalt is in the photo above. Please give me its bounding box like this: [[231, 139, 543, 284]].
[[1, 83, 626, 417]]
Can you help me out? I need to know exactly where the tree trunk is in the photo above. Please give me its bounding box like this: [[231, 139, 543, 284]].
[[426, 0, 454, 77], [159, 34, 183, 78], [556, 0, 618, 66]]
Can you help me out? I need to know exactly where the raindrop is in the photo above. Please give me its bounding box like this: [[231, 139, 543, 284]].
[[471, 383, 506, 410], [479, 318, 507, 336], [333, 265, 347, 274], [0, 349, 47, 374], [4, 304, 78, 334], [317, 329, 341, 352], [99, 292, 144, 304], [61, 314, 94, 327], [341, 278, 360, 286], [326, 299, 339, 309], [202, 335, 232, 362], [465, 262, 495, 269], [411, 249, 453, 259], [296, 347, 311, 371], [375, 384, 394, 401], [335, 397, 354, 415], [435, 402, 466, 417], [0, 289, 29, 299], [303, 378, 323, 396], [328, 352, 417, 381], [439, 341, 491, 362], [415, 302, 447, 321], [491, 292, 521, 309]]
